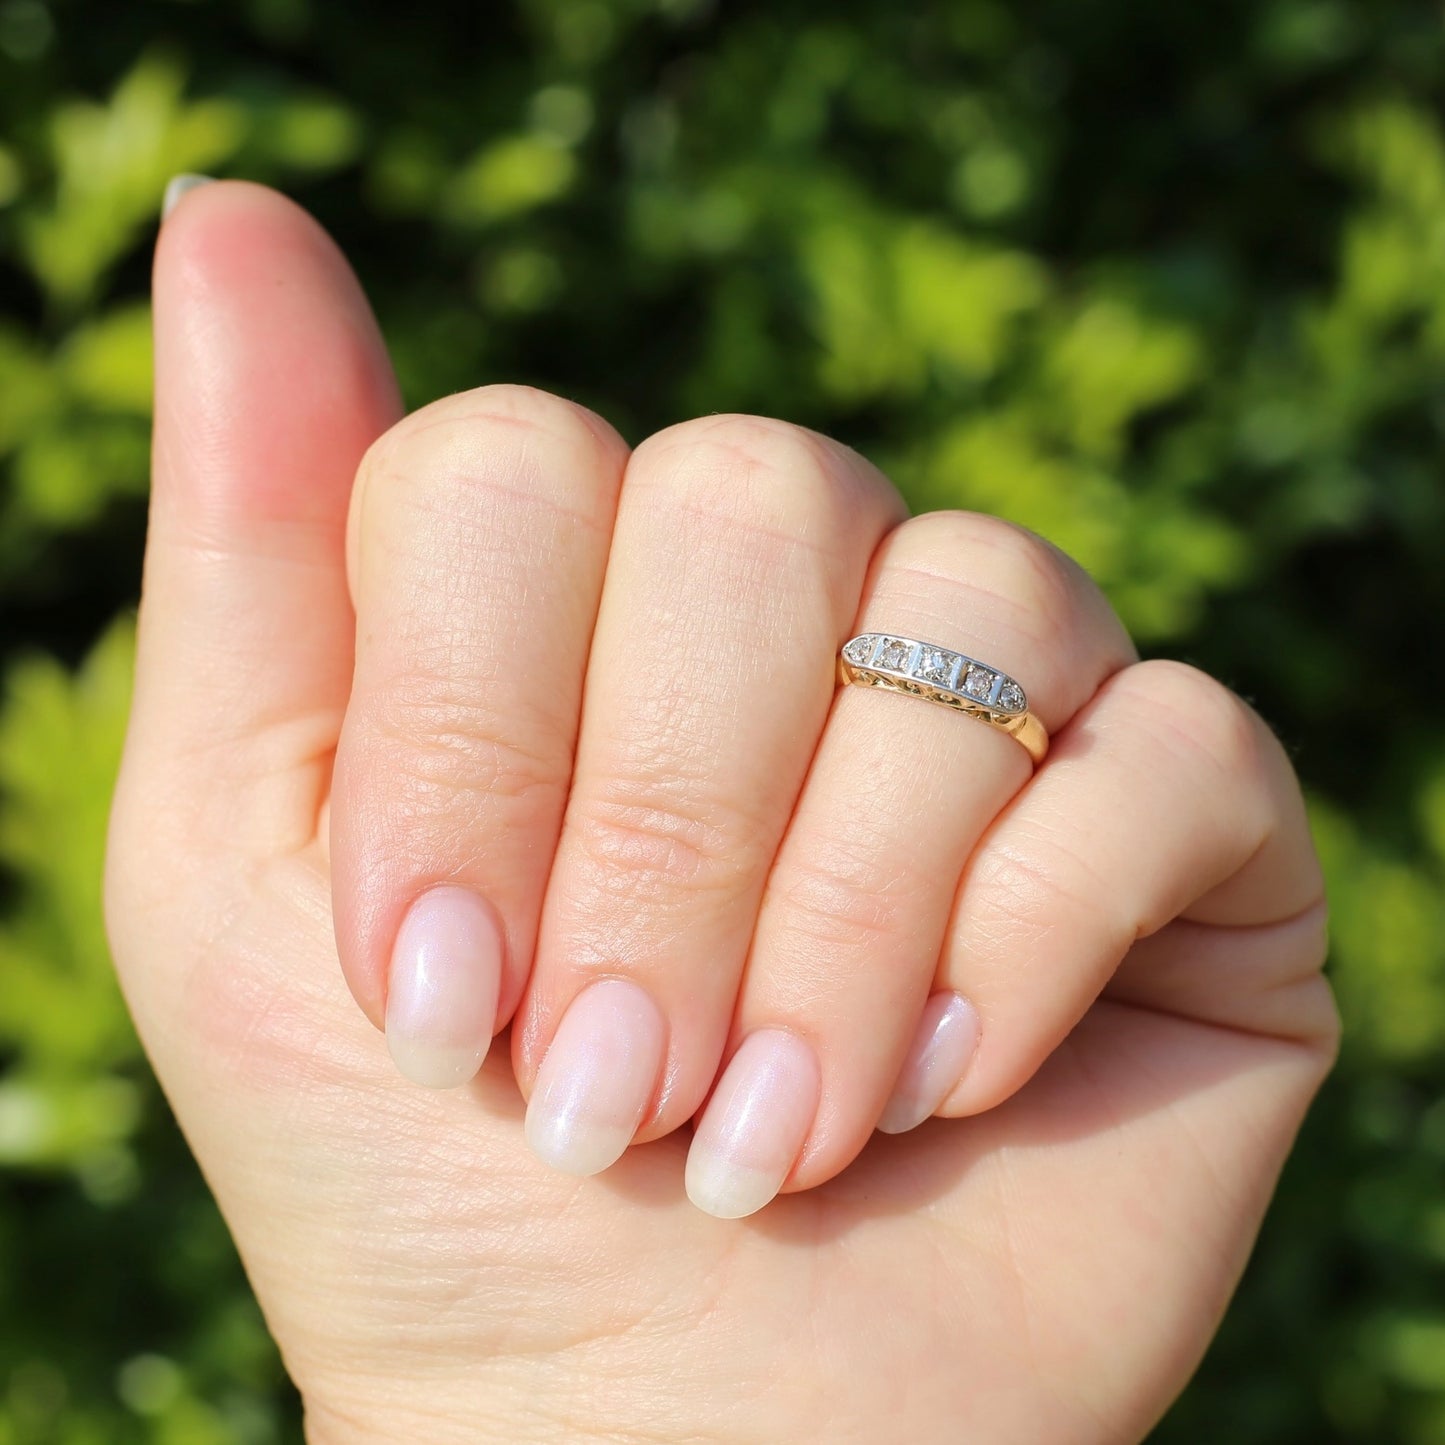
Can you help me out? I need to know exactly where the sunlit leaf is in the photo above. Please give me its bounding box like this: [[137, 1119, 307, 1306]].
[[18, 53, 246, 309], [442, 134, 577, 226], [0, 619, 137, 1076]]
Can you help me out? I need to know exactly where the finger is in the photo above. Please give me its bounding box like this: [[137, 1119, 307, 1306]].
[[925, 658, 1330, 1123], [684, 512, 1136, 1216], [513, 414, 906, 1174], [116, 180, 400, 862], [1103, 904, 1334, 1040], [330, 385, 630, 1086]]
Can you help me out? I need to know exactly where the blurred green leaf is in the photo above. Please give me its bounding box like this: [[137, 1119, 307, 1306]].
[[1313, 798, 1445, 1066], [0, 618, 137, 1078], [19, 54, 246, 310], [801, 214, 1046, 399], [0, 326, 55, 457], [442, 134, 577, 226], [251, 93, 361, 171], [1040, 296, 1203, 460], [59, 305, 154, 415]]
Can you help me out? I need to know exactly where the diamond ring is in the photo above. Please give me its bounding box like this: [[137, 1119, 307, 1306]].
[[837, 633, 1048, 764]]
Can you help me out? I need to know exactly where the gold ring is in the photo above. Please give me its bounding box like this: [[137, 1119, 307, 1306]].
[[837, 633, 1048, 764]]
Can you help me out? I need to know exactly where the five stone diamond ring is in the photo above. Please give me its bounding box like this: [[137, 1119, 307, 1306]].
[[837, 633, 1049, 764]]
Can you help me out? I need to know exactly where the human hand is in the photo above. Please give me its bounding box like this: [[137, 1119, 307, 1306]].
[[105, 181, 1338, 1443]]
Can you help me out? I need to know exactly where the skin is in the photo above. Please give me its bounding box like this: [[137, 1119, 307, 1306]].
[[104, 181, 1339, 1443]]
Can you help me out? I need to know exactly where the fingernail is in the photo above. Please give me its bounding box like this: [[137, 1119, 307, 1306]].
[[685, 1029, 820, 1219], [525, 978, 666, 1177], [162, 173, 215, 220], [876, 991, 980, 1135], [385, 885, 502, 1089]]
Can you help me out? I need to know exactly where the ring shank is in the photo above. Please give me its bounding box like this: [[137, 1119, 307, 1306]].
[[998, 710, 1048, 764]]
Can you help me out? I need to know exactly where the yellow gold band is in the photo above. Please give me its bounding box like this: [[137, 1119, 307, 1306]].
[[837, 633, 1049, 765]]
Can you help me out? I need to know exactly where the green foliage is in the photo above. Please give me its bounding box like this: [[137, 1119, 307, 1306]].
[[1, 1, 1443, 1440], [0, 619, 135, 1090], [20, 54, 246, 311]]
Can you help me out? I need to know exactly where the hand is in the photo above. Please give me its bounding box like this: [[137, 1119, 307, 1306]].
[[106, 181, 1338, 1444]]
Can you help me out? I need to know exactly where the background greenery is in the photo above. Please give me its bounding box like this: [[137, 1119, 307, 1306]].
[[1, 0, 1442, 1439]]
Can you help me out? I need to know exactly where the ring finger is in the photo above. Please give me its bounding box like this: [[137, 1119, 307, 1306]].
[[684, 510, 1136, 1216]]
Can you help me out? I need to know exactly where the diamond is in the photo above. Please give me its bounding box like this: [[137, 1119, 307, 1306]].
[[997, 680, 1025, 712], [914, 647, 958, 686], [842, 635, 876, 667], [876, 637, 914, 671], [962, 665, 996, 701]]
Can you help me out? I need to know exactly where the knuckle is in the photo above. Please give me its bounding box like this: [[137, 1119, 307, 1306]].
[[968, 841, 1059, 931], [629, 412, 901, 545], [770, 835, 924, 952], [354, 668, 569, 814], [355, 384, 624, 528], [563, 785, 756, 905], [964, 832, 1113, 955], [368, 383, 619, 472], [1115, 659, 1262, 781], [900, 510, 1083, 618], [641, 411, 829, 477], [1306, 972, 1343, 1061]]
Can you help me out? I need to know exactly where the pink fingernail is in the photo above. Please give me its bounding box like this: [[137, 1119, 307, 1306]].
[[524, 978, 667, 1176], [385, 886, 502, 1089], [876, 991, 980, 1135], [685, 1029, 820, 1219]]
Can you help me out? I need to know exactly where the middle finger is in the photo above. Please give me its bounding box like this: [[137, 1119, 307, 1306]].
[[514, 414, 905, 1175]]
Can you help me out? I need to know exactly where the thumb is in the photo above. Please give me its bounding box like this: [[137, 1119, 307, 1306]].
[[116, 179, 401, 870]]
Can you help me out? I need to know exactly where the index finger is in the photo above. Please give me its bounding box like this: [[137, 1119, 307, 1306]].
[[330, 387, 630, 1085]]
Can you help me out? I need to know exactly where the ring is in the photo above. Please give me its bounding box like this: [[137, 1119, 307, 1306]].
[[837, 633, 1049, 764]]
